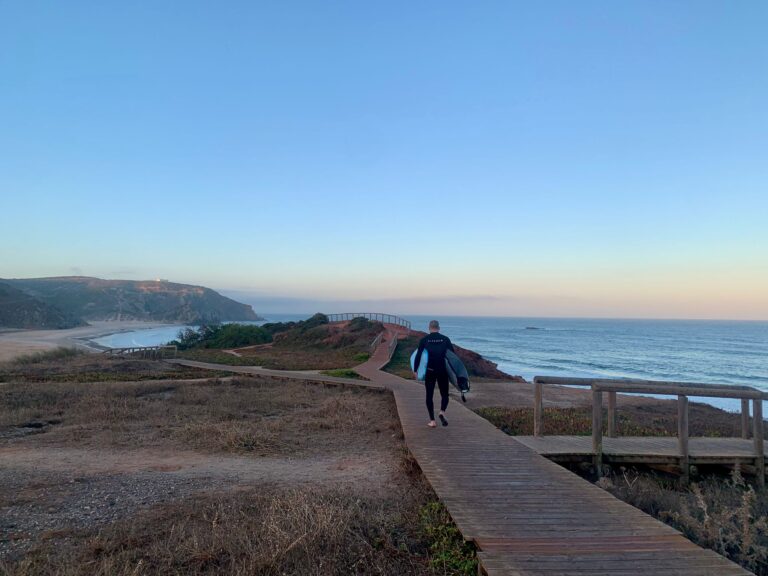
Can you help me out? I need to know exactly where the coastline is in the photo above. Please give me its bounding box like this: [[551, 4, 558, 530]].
[[0, 321, 183, 362]]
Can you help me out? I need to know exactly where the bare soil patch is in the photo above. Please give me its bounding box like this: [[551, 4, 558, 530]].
[[0, 375, 475, 574]]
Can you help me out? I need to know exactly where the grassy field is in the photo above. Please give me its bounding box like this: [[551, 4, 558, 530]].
[[0, 348, 228, 383], [0, 371, 476, 575], [175, 318, 381, 371], [477, 405, 768, 574]]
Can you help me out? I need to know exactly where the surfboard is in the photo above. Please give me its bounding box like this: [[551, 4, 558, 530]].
[[411, 350, 429, 380], [410, 349, 429, 380], [445, 349, 471, 399]]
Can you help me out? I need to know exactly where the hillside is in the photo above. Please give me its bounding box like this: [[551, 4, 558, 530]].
[[0, 282, 86, 329], [177, 314, 385, 370], [1, 277, 261, 325], [386, 330, 522, 381]]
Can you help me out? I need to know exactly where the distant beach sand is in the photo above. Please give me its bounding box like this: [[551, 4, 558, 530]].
[[0, 321, 181, 362]]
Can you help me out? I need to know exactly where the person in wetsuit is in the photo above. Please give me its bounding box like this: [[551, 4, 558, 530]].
[[413, 319, 454, 428]]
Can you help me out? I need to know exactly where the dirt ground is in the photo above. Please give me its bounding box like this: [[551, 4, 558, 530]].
[[0, 376, 443, 575]]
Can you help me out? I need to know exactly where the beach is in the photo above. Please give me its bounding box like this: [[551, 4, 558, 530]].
[[0, 321, 182, 362]]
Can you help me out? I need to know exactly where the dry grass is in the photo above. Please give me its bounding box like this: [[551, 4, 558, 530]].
[[0, 376, 397, 455], [1, 478, 476, 576], [0, 352, 226, 384], [0, 374, 477, 575], [598, 470, 768, 574], [476, 402, 759, 438]]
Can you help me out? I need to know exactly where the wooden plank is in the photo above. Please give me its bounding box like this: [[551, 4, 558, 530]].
[[607, 391, 617, 438], [742, 398, 751, 439], [754, 399, 765, 487], [678, 395, 689, 484], [534, 380, 543, 437], [592, 389, 603, 474]]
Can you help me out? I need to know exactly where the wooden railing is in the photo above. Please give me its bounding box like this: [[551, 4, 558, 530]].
[[102, 345, 178, 359], [369, 332, 384, 353], [387, 331, 399, 360], [533, 375, 766, 484], [327, 313, 411, 330]]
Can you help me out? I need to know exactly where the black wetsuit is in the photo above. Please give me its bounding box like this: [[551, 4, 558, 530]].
[[413, 332, 454, 420]]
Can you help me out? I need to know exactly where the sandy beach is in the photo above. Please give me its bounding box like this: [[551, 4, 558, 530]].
[[0, 321, 182, 362]]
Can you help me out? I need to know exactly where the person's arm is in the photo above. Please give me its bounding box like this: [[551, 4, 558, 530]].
[[413, 338, 425, 374], [446, 337, 455, 352]]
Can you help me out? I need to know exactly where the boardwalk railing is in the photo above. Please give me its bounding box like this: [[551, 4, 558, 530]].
[[327, 313, 411, 330], [102, 345, 178, 359], [369, 332, 384, 353], [386, 331, 399, 360], [533, 376, 766, 484]]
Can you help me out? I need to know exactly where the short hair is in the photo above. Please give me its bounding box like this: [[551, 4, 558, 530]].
[[429, 320, 440, 331]]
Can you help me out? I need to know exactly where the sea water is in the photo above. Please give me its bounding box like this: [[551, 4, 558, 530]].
[[94, 314, 768, 411]]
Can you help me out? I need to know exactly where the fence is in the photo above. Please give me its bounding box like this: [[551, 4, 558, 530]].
[[102, 345, 178, 360], [532, 375, 766, 484], [327, 313, 411, 330]]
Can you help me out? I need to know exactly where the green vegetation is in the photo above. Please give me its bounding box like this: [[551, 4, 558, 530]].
[[419, 502, 478, 575], [1, 276, 259, 324], [0, 282, 85, 329], [386, 335, 420, 379], [171, 324, 271, 350]]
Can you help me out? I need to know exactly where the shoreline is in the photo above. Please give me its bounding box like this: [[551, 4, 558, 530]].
[[0, 321, 183, 362]]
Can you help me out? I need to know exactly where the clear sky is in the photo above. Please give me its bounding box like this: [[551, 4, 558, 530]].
[[1, 1, 766, 319]]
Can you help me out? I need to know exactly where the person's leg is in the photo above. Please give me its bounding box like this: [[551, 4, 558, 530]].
[[425, 370, 437, 425], [437, 370, 450, 425]]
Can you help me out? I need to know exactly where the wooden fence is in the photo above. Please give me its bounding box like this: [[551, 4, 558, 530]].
[[532, 375, 766, 484], [327, 313, 411, 330], [102, 345, 178, 359]]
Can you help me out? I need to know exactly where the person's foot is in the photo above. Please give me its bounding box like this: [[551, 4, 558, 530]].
[[439, 413, 448, 426], [427, 420, 437, 428]]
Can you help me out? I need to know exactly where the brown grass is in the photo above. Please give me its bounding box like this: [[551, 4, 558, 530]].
[[0, 376, 397, 456], [476, 402, 760, 438], [598, 470, 768, 574], [0, 353, 227, 384]]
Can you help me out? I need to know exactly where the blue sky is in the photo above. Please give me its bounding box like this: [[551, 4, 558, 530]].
[[1, 1, 767, 319]]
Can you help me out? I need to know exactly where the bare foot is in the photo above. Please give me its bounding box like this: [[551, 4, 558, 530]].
[[427, 421, 437, 428]]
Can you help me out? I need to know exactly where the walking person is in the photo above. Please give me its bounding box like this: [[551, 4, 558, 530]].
[[413, 320, 454, 428]]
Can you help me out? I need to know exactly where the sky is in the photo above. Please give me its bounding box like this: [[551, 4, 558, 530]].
[[1, 1, 767, 319]]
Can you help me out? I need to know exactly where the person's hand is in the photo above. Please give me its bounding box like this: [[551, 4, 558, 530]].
[[412, 372, 418, 379]]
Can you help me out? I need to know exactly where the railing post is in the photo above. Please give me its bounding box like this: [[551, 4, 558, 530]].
[[754, 399, 764, 487], [607, 391, 617, 438], [678, 395, 689, 484], [742, 398, 751, 439], [592, 388, 603, 477], [534, 379, 543, 437]]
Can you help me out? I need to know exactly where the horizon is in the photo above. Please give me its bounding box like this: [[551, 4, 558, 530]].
[[2, 1, 767, 321]]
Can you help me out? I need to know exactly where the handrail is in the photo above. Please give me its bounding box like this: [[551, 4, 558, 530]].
[[369, 332, 384, 353], [327, 312, 411, 330], [102, 345, 178, 359], [532, 375, 766, 485], [387, 331, 399, 360]]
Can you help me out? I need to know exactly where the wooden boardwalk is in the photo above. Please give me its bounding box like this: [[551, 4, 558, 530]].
[[170, 329, 752, 575]]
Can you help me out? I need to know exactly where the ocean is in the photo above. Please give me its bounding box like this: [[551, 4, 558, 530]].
[[92, 314, 768, 411]]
